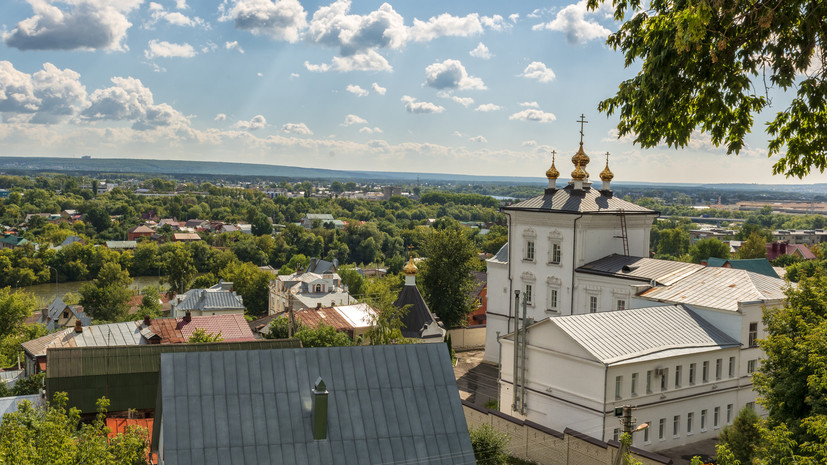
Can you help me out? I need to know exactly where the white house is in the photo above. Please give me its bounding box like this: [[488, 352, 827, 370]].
[[269, 270, 352, 314]]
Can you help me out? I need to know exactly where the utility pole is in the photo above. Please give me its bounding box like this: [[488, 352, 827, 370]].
[[613, 405, 648, 465]]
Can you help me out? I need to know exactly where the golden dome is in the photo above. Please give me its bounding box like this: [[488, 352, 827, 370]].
[[545, 152, 559, 179], [571, 165, 586, 181], [600, 152, 614, 181], [571, 143, 590, 168], [403, 256, 418, 275]]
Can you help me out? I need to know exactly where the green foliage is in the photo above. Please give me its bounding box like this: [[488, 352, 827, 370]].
[[689, 238, 730, 264], [772, 254, 803, 268], [419, 228, 477, 329], [338, 265, 366, 298], [692, 444, 741, 465], [162, 243, 196, 295], [0, 392, 150, 464], [737, 232, 767, 259], [78, 262, 133, 322], [363, 277, 412, 345], [719, 407, 762, 465], [469, 423, 510, 465], [656, 228, 690, 257], [785, 259, 826, 283], [264, 315, 304, 339], [592, 0, 827, 177], [251, 212, 273, 236], [188, 328, 224, 343], [295, 323, 353, 348], [136, 285, 162, 319], [219, 261, 271, 317], [0, 287, 37, 339]]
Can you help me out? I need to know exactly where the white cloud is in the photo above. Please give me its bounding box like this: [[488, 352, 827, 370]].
[[233, 115, 267, 130], [3, 0, 142, 51], [520, 101, 540, 108], [307, 50, 391, 72], [452, 131, 463, 137], [281, 122, 313, 134], [81, 76, 190, 131], [509, 13, 519, 22], [480, 15, 508, 31], [424, 59, 485, 90], [474, 103, 501, 112], [220, 0, 308, 42], [371, 82, 386, 95], [214, 113, 227, 121], [342, 114, 367, 126], [147, 3, 207, 28], [257, 72, 263, 77], [175, 0, 188, 9], [225, 41, 245, 53], [520, 62, 556, 83], [144, 40, 197, 59], [304, 61, 331, 72], [509, 108, 557, 123], [346, 84, 369, 97], [450, 96, 474, 107], [290, 72, 300, 78], [532, 0, 611, 45], [401, 95, 444, 114], [469, 42, 491, 59], [469, 135, 487, 143], [522, 140, 538, 147], [0, 61, 89, 124], [306, 0, 406, 55], [359, 126, 382, 134], [408, 13, 482, 41]]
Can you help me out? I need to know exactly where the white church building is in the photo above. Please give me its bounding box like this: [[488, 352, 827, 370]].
[[485, 132, 787, 452]]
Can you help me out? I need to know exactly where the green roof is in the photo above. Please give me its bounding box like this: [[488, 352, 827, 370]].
[[45, 339, 301, 413], [705, 257, 779, 278]]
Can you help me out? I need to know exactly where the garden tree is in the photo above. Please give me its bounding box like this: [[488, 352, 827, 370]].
[[0, 324, 49, 369], [689, 238, 730, 264], [591, 0, 827, 178], [736, 223, 771, 242], [219, 261, 271, 317], [294, 323, 353, 348], [718, 407, 762, 465], [772, 253, 803, 268], [784, 259, 827, 283], [162, 243, 196, 295], [136, 285, 162, 319], [363, 278, 412, 345], [338, 265, 366, 297], [656, 228, 690, 258], [419, 227, 477, 329], [79, 262, 133, 322], [691, 444, 740, 465], [0, 393, 150, 464], [0, 287, 37, 339], [469, 423, 510, 465], [753, 273, 827, 457], [264, 315, 304, 339], [188, 328, 224, 343], [737, 232, 768, 259], [251, 212, 273, 236], [84, 204, 110, 232]]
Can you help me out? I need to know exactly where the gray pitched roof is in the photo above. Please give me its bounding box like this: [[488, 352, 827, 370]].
[[154, 344, 475, 465], [503, 185, 656, 214], [489, 242, 509, 264], [542, 305, 740, 365], [174, 287, 245, 311], [577, 254, 705, 285], [395, 283, 445, 340], [40, 297, 91, 330]]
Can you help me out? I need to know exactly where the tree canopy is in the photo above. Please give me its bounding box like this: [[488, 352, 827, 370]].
[[592, 0, 827, 178], [79, 262, 133, 322], [419, 227, 477, 329]]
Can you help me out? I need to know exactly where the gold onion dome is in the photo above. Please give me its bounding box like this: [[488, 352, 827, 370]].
[[600, 153, 614, 181], [545, 154, 559, 180], [571, 165, 587, 181], [403, 256, 418, 275], [571, 142, 590, 180]]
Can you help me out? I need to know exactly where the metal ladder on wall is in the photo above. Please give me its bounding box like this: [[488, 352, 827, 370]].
[[615, 208, 629, 256]]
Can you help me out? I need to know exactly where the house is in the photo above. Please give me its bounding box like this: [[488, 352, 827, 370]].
[[58, 235, 84, 248], [0, 235, 29, 250], [765, 241, 816, 261], [269, 271, 352, 314], [170, 281, 245, 318], [0, 395, 43, 426], [128, 225, 155, 241], [37, 297, 91, 331], [150, 344, 475, 465], [772, 229, 827, 246], [172, 232, 201, 242], [300, 213, 334, 229], [394, 256, 446, 342], [184, 219, 208, 229], [306, 257, 338, 274], [105, 240, 138, 250], [60, 209, 79, 218], [292, 303, 377, 341], [0, 189, 9, 199], [703, 257, 779, 278]]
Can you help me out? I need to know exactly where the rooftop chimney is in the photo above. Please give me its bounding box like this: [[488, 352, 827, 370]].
[[184, 310, 192, 323], [143, 315, 151, 327], [74, 319, 83, 333], [312, 377, 328, 440], [316, 302, 322, 309]]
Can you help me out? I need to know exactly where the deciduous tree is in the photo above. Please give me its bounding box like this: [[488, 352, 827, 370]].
[[0, 287, 37, 339], [79, 262, 133, 322], [419, 227, 477, 329], [689, 238, 730, 263], [737, 232, 768, 259]]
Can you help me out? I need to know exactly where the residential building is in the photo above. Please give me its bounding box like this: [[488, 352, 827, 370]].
[[151, 344, 475, 465], [105, 240, 138, 250], [765, 241, 816, 261], [37, 297, 91, 331], [0, 189, 8, 199], [703, 257, 779, 278], [306, 257, 338, 274], [269, 270, 351, 314], [300, 213, 334, 229], [295, 303, 377, 341], [394, 256, 446, 342], [128, 225, 155, 241], [0, 235, 29, 250], [772, 229, 827, 246], [170, 281, 245, 318], [172, 232, 201, 242]]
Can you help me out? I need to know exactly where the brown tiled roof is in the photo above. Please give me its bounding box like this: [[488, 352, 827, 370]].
[[295, 307, 354, 331], [149, 314, 255, 343]]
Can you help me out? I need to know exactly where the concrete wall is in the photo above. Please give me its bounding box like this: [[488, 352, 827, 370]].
[[463, 401, 671, 465], [448, 326, 486, 351]]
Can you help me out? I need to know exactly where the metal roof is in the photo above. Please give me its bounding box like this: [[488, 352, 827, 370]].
[[296, 303, 376, 331], [639, 267, 788, 311], [489, 242, 508, 264], [503, 185, 656, 214], [705, 257, 779, 279], [0, 395, 43, 425], [395, 284, 445, 339], [577, 254, 705, 285], [545, 305, 740, 365], [154, 344, 475, 465], [174, 288, 245, 311], [22, 322, 146, 357]]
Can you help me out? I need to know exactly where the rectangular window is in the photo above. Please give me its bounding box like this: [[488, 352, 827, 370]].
[[727, 404, 733, 424], [659, 419, 665, 440], [549, 289, 558, 311], [613, 428, 620, 442], [689, 363, 696, 385], [747, 359, 757, 374], [644, 422, 650, 443], [716, 358, 723, 380], [714, 407, 720, 428], [701, 409, 707, 431], [551, 243, 561, 264], [675, 365, 682, 388], [729, 356, 736, 378], [687, 412, 694, 434], [525, 284, 533, 305], [673, 415, 680, 437], [646, 371, 653, 394], [589, 296, 598, 313], [660, 369, 668, 391], [615, 376, 623, 400], [617, 299, 626, 310], [748, 322, 758, 347], [703, 361, 710, 382], [631, 373, 638, 396], [525, 241, 535, 261]]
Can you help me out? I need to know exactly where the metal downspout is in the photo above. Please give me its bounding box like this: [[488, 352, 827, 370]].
[[505, 210, 514, 333], [570, 213, 584, 313]]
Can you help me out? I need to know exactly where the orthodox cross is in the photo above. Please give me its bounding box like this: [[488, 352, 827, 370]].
[[577, 114, 588, 144], [551, 149, 556, 163], [605, 151, 610, 164]]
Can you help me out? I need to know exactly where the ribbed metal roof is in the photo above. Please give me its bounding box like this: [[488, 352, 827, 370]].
[[395, 284, 445, 339], [577, 254, 705, 284], [175, 288, 245, 311], [548, 305, 740, 365], [22, 322, 145, 356], [503, 185, 656, 214], [154, 344, 475, 465], [639, 267, 788, 311], [489, 242, 509, 264]]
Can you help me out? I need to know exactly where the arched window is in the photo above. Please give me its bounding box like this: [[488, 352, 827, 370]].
[[314, 284, 322, 293]]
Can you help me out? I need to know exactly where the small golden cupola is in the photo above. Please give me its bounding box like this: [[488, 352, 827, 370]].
[[570, 114, 591, 189], [403, 256, 418, 275], [546, 150, 560, 190], [600, 152, 614, 193]]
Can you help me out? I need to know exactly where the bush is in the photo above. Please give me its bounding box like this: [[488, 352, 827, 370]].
[[470, 423, 510, 465]]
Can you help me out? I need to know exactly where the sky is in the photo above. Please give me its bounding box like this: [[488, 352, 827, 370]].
[[0, 0, 822, 185]]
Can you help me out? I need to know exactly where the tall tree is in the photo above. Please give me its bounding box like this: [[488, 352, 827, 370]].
[[0, 287, 37, 339], [162, 243, 196, 295], [592, 0, 827, 177], [737, 232, 768, 259], [79, 262, 133, 321], [718, 407, 762, 465], [419, 227, 477, 328], [656, 228, 690, 258], [689, 238, 730, 264]]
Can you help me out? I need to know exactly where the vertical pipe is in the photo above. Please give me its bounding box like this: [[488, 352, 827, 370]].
[[511, 290, 520, 413], [520, 293, 529, 415]]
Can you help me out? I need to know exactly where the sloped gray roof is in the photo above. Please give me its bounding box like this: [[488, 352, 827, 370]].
[[22, 321, 146, 357], [488, 242, 509, 264], [154, 344, 475, 465], [503, 185, 656, 214], [395, 284, 445, 340], [40, 297, 92, 330], [577, 254, 705, 285], [175, 288, 245, 311], [544, 305, 740, 365]]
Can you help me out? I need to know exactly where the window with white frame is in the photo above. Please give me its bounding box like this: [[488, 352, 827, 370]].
[[675, 365, 682, 388], [748, 322, 758, 347], [660, 369, 668, 391], [689, 363, 696, 385], [589, 295, 598, 313], [616, 299, 626, 310], [714, 407, 720, 428], [646, 370, 653, 394], [658, 419, 665, 440], [548, 289, 558, 310], [727, 404, 733, 423], [525, 284, 533, 305], [716, 358, 723, 380], [747, 359, 757, 374], [703, 361, 710, 382], [613, 428, 619, 442], [521, 271, 535, 307], [729, 356, 736, 378], [673, 415, 680, 437], [525, 241, 535, 261], [687, 412, 694, 434], [701, 409, 707, 431], [548, 230, 562, 264], [615, 376, 623, 399], [546, 276, 561, 312], [523, 228, 537, 262], [644, 422, 650, 443], [631, 373, 638, 396]]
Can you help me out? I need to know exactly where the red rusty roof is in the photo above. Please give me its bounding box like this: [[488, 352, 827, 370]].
[[295, 307, 353, 331], [149, 314, 255, 343], [106, 418, 156, 464]]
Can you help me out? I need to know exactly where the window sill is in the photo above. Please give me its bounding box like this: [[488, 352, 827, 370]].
[[546, 261, 562, 266], [522, 259, 536, 263]]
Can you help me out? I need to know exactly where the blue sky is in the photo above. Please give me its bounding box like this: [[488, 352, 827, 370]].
[[0, 0, 820, 184]]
